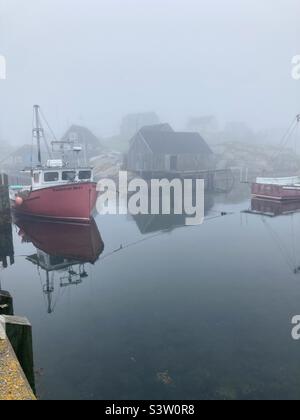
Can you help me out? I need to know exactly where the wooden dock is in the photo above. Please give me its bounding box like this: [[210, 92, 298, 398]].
[[0, 317, 36, 400]]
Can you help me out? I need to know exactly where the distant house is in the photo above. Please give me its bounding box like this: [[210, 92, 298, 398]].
[[120, 112, 160, 140], [126, 124, 214, 174], [62, 125, 104, 158]]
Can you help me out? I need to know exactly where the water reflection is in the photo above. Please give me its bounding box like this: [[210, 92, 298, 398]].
[[247, 198, 300, 218], [7, 186, 300, 400], [243, 198, 300, 275], [15, 218, 104, 314], [131, 193, 215, 234]]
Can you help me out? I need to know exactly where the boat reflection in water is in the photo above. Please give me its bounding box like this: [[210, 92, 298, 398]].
[[246, 198, 300, 217], [15, 217, 104, 314], [243, 198, 300, 275]]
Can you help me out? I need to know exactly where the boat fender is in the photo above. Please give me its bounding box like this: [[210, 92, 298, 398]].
[[15, 196, 23, 206]]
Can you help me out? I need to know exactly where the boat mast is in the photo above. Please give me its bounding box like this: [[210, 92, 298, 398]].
[[33, 105, 43, 166]]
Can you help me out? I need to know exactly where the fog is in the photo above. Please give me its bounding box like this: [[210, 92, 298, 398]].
[[0, 0, 299, 144]]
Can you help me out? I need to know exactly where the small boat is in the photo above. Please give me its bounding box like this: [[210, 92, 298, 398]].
[[10, 106, 98, 222], [252, 177, 300, 201], [251, 114, 300, 201]]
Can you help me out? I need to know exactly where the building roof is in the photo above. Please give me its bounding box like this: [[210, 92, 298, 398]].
[[140, 123, 174, 133], [139, 129, 213, 155], [62, 125, 102, 148]]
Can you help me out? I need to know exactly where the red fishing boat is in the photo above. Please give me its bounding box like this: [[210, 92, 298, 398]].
[[252, 177, 300, 201], [10, 105, 98, 223], [252, 114, 300, 201]]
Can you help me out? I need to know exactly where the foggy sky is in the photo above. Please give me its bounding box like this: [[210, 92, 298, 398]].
[[0, 0, 299, 144]]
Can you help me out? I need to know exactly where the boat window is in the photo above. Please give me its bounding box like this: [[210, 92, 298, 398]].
[[62, 171, 76, 181], [78, 170, 92, 180], [44, 172, 59, 182]]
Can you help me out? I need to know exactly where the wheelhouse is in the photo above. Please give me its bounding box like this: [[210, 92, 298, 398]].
[[31, 167, 94, 190]]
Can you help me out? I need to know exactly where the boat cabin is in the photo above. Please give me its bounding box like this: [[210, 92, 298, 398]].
[[31, 160, 93, 190]]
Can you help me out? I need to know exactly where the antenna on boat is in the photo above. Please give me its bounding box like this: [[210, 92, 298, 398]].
[[73, 145, 83, 168]]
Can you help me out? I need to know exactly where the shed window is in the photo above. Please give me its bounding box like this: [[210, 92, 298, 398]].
[[79, 171, 92, 180], [44, 172, 59, 182], [62, 171, 76, 181]]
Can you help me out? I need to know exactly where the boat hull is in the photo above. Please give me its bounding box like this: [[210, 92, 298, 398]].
[[252, 183, 300, 201], [11, 182, 98, 223]]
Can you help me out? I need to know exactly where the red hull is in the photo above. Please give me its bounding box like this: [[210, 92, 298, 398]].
[[252, 183, 300, 201], [12, 182, 98, 222]]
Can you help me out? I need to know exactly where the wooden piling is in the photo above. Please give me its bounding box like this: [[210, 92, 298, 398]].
[[0, 291, 14, 316], [0, 222, 14, 270], [0, 317, 36, 400], [0, 172, 10, 225], [4, 316, 36, 394]]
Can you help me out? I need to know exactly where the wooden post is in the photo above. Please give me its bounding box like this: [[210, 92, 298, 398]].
[[2, 316, 36, 395], [0, 222, 14, 270], [0, 316, 36, 400], [0, 291, 14, 316], [0, 172, 10, 225]]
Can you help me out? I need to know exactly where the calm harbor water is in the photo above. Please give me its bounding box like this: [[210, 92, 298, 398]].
[[2, 185, 300, 400]]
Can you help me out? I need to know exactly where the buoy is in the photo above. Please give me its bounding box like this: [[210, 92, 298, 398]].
[[15, 196, 23, 206]]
